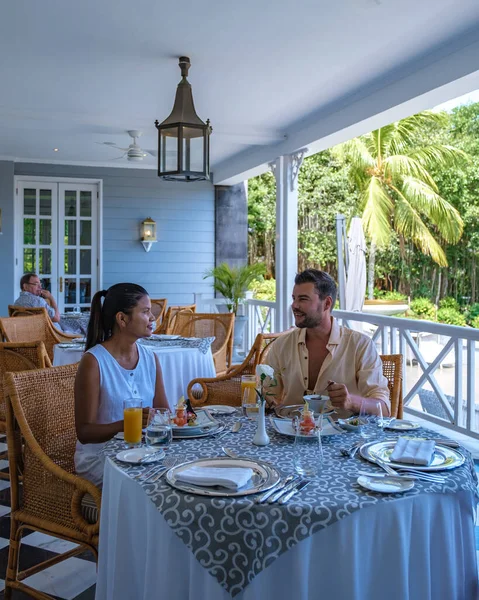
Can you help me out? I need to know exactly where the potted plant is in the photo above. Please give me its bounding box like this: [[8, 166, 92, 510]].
[[203, 262, 266, 355]]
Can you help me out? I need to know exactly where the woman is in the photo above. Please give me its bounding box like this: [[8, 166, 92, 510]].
[[74, 283, 169, 486]]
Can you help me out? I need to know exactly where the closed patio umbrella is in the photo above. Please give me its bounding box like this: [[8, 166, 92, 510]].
[[345, 217, 367, 312]]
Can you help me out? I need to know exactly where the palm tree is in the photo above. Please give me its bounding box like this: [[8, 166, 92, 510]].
[[338, 111, 466, 298]]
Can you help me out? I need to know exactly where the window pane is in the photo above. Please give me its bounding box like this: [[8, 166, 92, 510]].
[[80, 221, 91, 245], [23, 248, 35, 272], [182, 128, 204, 172], [40, 190, 52, 215], [41, 277, 51, 292], [80, 249, 91, 274], [24, 218, 36, 244], [64, 220, 76, 245], [80, 192, 92, 217], [65, 191, 76, 216], [39, 249, 51, 274], [80, 279, 91, 304], [39, 219, 51, 245], [24, 189, 36, 215], [65, 278, 77, 304], [161, 128, 178, 172], [64, 249, 76, 274]]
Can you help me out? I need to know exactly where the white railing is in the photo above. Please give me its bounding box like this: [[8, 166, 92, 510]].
[[244, 299, 277, 350], [334, 309, 479, 440]]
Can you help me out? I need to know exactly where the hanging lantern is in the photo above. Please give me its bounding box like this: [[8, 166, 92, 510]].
[[155, 57, 212, 181]]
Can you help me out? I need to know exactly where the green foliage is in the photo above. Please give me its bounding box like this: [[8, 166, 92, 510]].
[[374, 290, 408, 301], [203, 263, 266, 314], [249, 278, 276, 301], [471, 315, 479, 329], [410, 297, 436, 320], [466, 303, 479, 323], [438, 297, 460, 311], [436, 307, 466, 326]]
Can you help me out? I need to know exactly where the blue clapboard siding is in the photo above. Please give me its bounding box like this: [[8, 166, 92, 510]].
[[0, 161, 15, 315], [1, 162, 215, 310]]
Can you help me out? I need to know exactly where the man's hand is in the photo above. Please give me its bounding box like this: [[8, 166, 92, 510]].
[[326, 380, 354, 412], [41, 289, 53, 301]]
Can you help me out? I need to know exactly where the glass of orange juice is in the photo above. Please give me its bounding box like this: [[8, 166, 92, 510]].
[[123, 398, 143, 447], [241, 375, 258, 419]]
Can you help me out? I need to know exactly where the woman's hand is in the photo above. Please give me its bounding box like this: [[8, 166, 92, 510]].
[[142, 407, 151, 429]]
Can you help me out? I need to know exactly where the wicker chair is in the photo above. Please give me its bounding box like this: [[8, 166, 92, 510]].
[[0, 342, 52, 482], [380, 354, 403, 418], [173, 312, 234, 375], [156, 304, 196, 335], [188, 332, 283, 407], [0, 314, 80, 362], [150, 299, 168, 331], [3, 363, 101, 600], [7, 306, 81, 341]]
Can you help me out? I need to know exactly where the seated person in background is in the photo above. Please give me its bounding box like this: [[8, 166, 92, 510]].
[[267, 269, 390, 417], [74, 283, 169, 486], [13, 272, 61, 323]]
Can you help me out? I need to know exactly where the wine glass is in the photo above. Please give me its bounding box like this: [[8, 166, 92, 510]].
[[358, 400, 372, 439]]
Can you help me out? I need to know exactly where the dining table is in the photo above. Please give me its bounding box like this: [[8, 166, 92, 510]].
[[59, 312, 91, 335], [53, 336, 216, 410], [95, 415, 479, 600]]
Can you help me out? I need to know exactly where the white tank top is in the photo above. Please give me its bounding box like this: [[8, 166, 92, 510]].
[[74, 342, 157, 486]]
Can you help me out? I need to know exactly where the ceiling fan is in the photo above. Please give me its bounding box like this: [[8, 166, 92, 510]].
[[98, 130, 157, 162]]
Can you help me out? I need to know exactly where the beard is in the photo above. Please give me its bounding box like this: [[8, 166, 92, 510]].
[[293, 311, 322, 329]]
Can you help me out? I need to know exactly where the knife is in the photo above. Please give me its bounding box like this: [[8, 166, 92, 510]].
[[278, 480, 311, 504], [255, 475, 295, 504], [268, 476, 301, 503]]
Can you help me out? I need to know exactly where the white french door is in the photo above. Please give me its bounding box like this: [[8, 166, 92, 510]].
[[15, 179, 101, 313]]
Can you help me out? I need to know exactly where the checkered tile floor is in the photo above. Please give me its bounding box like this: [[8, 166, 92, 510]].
[[0, 436, 96, 599]]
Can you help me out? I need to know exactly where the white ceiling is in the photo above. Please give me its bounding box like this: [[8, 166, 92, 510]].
[[1, 0, 479, 184]]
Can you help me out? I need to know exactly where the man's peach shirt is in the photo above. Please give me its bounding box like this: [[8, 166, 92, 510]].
[[267, 318, 390, 412]]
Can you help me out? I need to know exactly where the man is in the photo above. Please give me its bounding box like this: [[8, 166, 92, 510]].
[[267, 269, 390, 416], [13, 273, 61, 324]]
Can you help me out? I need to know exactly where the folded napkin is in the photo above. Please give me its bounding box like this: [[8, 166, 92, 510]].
[[175, 466, 253, 490], [390, 437, 436, 466]]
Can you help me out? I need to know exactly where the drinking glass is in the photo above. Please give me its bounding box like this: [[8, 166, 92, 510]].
[[123, 398, 143, 447], [241, 376, 259, 420], [146, 408, 172, 449], [372, 401, 384, 429], [359, 400, 372, 439], [293, 416, 323, 477]]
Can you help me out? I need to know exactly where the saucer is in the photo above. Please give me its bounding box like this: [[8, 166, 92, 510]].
[[116, 447, 165, 464], [357, 474, 414, 494]]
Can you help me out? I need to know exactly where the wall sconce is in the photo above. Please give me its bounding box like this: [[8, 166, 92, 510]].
[[140, 217, 157, 252]]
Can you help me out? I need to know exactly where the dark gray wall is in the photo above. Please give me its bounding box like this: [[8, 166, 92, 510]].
[[215, 182, 247, 268], [0, 162, 215, 315], [0, 161, 15, 313]]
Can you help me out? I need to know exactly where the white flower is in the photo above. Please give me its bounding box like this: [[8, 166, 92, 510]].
[[256, 364, 275, 379]]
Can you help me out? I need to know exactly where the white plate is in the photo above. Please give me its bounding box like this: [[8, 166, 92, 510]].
[[359, 440, 465, 472], [116, 447, 165, 464], [166, 457, 280, 497], [384, 419, 420, 431], [205, 405, 237, 415], [147, 334, 180, 341], [357, 475, 414, 494], [172, 423, 225, 439]]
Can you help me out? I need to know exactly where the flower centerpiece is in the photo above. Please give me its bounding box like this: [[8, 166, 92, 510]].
[[252, 364, 277, 446]]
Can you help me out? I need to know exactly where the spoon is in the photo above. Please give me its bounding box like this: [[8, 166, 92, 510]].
[[217, 421, 242, 439]]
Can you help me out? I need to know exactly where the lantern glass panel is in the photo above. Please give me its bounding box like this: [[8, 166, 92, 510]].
[[160, 127, 179, 172], [182, 126, 204, 173]]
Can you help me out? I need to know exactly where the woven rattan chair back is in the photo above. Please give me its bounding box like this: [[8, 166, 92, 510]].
[[157, 304, 197, 334], [187, 332, 285, 407], [0, 314, 67, 362], [4, 363, 100, 599], [173, 312, 234, 374], [380, 354, 403, 418], [150, 299, 168, 328], [8, 305, 49, 318]]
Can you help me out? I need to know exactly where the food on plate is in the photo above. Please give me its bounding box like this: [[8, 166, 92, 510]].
[[174, 396, 188, 426], [348, 418, 360, 426]]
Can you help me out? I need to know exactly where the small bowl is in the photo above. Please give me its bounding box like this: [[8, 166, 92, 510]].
[[338, 417, 361, 432], [303, 394, 330, 414]]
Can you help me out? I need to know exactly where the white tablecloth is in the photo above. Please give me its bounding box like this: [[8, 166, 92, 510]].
[[96, 459, 478, 600], [53, 344, 215, 409]]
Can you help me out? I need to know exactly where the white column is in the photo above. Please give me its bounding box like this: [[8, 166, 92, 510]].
[[272, 149, 307, 332]]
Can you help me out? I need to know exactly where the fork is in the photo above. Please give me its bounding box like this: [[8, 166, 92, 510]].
[[375, 458, 445, 482], [144, 457, 182, 484], [137, 456, 179, 483]]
